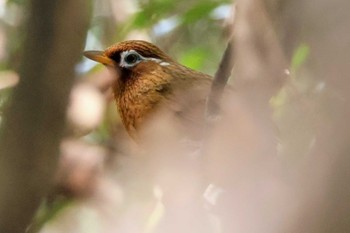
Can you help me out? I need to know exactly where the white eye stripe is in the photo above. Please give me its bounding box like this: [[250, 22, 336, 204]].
[[120, 50, 170, 68], [159, 61, 170, 66]]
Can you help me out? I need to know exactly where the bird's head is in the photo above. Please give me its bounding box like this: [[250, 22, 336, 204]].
[[83, 40, 180, 137], [83, 40, 174, 84]]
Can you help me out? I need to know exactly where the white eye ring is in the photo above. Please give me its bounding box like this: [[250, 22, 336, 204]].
[[120, 50, 143, 68]]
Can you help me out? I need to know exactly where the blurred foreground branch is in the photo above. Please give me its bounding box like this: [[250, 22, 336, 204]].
[[0, 0, 89, 232]]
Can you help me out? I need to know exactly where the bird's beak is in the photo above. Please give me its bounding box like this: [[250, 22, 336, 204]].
[[83, 50, 115, 67]]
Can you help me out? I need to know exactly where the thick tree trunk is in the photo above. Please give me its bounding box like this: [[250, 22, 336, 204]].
[[0, 1, 90, 232]]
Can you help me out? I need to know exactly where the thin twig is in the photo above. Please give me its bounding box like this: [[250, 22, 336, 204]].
[[206, 39, 234, 119]]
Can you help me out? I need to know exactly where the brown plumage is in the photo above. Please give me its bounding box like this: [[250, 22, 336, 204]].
[[84, 40, 213, 139]]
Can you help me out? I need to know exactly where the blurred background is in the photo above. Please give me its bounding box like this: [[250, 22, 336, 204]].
[[0, 0, 349, 233]]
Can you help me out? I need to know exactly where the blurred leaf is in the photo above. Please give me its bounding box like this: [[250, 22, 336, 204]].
[[291, 43, 310, 72], [131, 0, 231, 30], [270, 88, 287, 109], [145, 200, 164, 232], [133, 11, 150, 28], [29, 197, 72, 233], [179, 47, 208, 70], [270, 88, 288, 119], [131, 0, 175, 29], [0, 70, 19, 90], [0, 70, 18, 115], [6, 0, 26, 5], [182, 2, 220, 24]]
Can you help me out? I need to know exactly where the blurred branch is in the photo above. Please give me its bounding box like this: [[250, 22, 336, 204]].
[[229, 0, 288, 139], [233, 0, 287, 101], [206, 39, 234, 118], [288, 0, 350, 231], [0, 0, 90, 232]]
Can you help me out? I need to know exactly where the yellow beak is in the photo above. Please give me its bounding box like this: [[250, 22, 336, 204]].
[[83, 50, 115, 67]]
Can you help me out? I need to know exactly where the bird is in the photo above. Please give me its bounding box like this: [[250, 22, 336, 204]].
[[83, 40, 214, 139]]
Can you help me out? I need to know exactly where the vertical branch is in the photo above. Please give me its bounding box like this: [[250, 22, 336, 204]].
[[206, 39, 234, 118], [0, 0, 90, 232], [205, 1, 288, 230]]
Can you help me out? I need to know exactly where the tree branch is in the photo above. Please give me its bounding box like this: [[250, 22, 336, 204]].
[[0, 0, 89, 232], [206, 39, 234, 118]]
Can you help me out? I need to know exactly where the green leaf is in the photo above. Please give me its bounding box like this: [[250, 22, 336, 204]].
[[7, 0, 26, 5], [291, 43, 310, 72], [182, 2, 219, 24], [133, 11, 150, 28], [131, 0, 175, 29], [179, 47, 208, 70]]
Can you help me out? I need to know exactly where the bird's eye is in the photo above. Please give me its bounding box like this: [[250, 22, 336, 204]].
[[124, 53, 140, 65]]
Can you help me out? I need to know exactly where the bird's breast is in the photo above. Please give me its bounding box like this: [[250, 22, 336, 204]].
[[115, 83, 166, 136]]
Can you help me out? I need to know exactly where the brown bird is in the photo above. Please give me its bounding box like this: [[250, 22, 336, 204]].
[[84, 40, 213, 139]]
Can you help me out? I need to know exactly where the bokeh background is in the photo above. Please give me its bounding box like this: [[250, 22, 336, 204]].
[[0, 0, 349, 233]]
